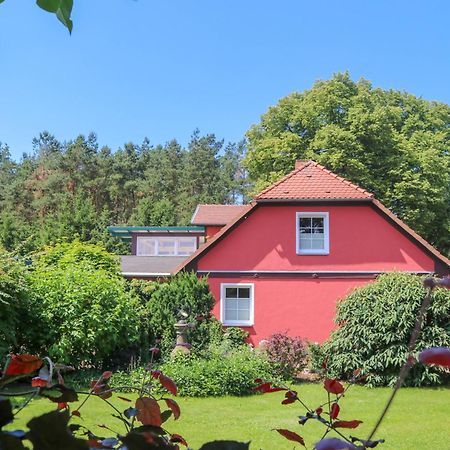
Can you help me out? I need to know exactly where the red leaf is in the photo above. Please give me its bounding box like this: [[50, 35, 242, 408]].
[[159, 373, 178, 396], [253, 382, 287, 393], [332, 420, 362, 429], [324, 378, 345, 395], [164, 398, 181, 420], [136, 397, 162, 426], [90, 379, 112, 399], [57, 402, 67, 410], [87, 440, 103, 448], [419, 347, 450, 368], [31, 377, 48, 388], [315, 407, 323, 415], [330, 402, 340, 420], [71, 410, 81, 417], [170, 433, 188, 447], [101, 371, 113, 380], [5, 355, 42, 376], [282, 390, 298, 404], [275, 429, 305, 447], [150, 370, 161, 379]]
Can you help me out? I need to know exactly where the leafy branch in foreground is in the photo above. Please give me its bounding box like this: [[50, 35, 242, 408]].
[[0, 0, 73, 33]]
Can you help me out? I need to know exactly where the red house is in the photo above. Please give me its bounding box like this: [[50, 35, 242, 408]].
[[174, 161, 449, 344]]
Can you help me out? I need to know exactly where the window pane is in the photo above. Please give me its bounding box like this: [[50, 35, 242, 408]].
[[299, 217, 312, 228], [299, 227, 312, 235], [238, 287, 250, 298], [237, 309, 250, 321], [225, 287, 238, 298], [225, 309, 238, 321], [226, 299, 238, 310], [238, 299, 250, 310], [177, 237, 197, 255], [311, 238, 325, 249], [312, 217, 324, 228], [137, 238, 156, 256], [299, 237, 312, 249]]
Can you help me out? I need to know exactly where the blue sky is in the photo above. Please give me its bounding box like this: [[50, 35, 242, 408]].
[[1, 0, 449, 160]]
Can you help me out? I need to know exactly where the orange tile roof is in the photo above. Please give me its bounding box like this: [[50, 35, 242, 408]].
[[256, 160, 373, 201], [191, 204, 250, 225]]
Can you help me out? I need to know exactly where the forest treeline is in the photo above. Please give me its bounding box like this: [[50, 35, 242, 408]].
[[1, 74, 449, 256], [0, 130, 247, 254]]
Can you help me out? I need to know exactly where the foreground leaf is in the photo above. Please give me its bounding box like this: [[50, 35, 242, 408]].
[[163, 398, 180, 420], [315, 438, 356, 449], [27, 410, 88, 449], [135, 397, 162, 427], [40, 385, 79, 403], [324, 379, 344, 395], [332, 420, 363, 429], [330, 402, 340, 420], [275, 429, 305, 446], [199, 441, 250, 450], [419, 347, 450, 368], [5, 355, 42, 376]]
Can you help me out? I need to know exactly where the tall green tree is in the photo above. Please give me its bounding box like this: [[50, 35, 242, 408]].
[[245, 73, 450, 253]]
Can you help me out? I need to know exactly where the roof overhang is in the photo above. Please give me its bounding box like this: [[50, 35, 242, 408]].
[[108, 226, 205, 241]]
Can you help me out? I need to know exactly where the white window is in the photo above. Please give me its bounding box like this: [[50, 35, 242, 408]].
[[136, 236, 197, 256], [296, 212, 329, 255], [220, 283, 254, 326]]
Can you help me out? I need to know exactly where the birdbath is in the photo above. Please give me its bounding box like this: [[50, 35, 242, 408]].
[[171, 310, 193, 357]]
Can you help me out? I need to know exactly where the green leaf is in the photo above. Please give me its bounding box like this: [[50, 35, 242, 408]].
[[56, 0, 73, 33], [36, 0, 60, 13]]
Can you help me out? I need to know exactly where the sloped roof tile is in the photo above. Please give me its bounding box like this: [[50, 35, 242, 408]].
[[256, 160, 373, 200], [191, 204, 250, 225]]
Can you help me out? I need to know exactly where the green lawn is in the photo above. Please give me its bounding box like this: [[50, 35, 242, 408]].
[[6, 383, 450, 449]]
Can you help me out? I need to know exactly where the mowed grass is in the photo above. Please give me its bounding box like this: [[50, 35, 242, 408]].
[[6, 383, 450, 449]]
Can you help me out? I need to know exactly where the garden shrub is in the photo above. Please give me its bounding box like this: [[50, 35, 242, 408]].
[[262, 332, 307, 379], [156, 346, 279, 396], [307, 341, 327, 375], [130, 272, 216, 355], [323, 272, 450, 386], [34, 240, 119, 272], [26, 242, 144, 368], [0, 250, 29, 359]]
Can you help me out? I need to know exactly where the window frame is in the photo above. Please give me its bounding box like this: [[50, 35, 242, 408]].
[[136, 236, 197, 257], [220, 283, 254, 327], [296, 212, 330, 255]]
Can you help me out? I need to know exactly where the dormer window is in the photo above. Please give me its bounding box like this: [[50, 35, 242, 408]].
[[296, 212, 329, 255]]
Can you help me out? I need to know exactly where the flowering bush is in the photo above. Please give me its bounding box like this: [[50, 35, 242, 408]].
[[262, 332, 308, 379]]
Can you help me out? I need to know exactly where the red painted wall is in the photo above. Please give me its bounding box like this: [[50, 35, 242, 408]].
[[205, 226, 223, 239], [196, 203, 436, 342], [198, 205, 435, 272], [207, 276, 371, 344]]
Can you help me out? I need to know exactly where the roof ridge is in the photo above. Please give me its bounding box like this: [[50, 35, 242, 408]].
[[255, 160, 312, 199], [308, 161, 374, 198]]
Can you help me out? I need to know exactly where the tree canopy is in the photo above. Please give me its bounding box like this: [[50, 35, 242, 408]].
[[0, 131, 246, 254], [245, 73, 450, 253]]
